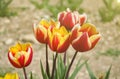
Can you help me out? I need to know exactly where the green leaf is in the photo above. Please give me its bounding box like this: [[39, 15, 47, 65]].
[[103, 0, 113, 9], [40, 61, 49, 79], [29, 0, 43, 9], [69, 59, 87, 79], [30, 72, 33, 79], [67, 0, 83, 11], [99, 49, 120, 57], [53, 55, 70, 79], [86, 63, 97, 79], [54, 69, 59, 79], [55, 56, 67, 79], [60, 57, 68, 79], [30, 0, 50, 9], [3, 0, 12, 9], [0, 0, 17, 17], [99, 8, 115, 22], [104, 65, 112, 79]]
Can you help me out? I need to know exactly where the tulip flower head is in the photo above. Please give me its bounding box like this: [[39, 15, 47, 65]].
[[8, 42, 33, 68], [48, 26, 70, 53], [0, 73, 19, 79], [58, 8, 87, 30], [33, 19, 58, 44], [71, 23, 101, 52]]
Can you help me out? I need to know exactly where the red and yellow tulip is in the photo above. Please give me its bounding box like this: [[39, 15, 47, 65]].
[[0, 73, 19, 79], [71, 23, 101, 52], [33, 19, 58, 44], [8, 42, 33, 68], [58, 8, 87, 30], [48, 26, 70, 53]]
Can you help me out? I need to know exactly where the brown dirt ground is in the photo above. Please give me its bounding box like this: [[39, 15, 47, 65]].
[[0, 0, 120, 79]]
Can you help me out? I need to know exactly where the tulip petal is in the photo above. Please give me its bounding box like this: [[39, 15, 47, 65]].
[[80, 23, 99, 37], [63, 12, 75, 29], [90, 34, 101, 49], [58, 12, 66, 25], [40, 19, 50, 29], [73, 11, 79, 24], [69, 13, 76, 29], [52, 35, 60, 51], [35, 26, 47, 43], [48, 29, 54, 50], [72, 32, 91, 52], [57, 34, 70, 53], [4, 73, 19, 79], [9, 42, 22, 55], [8, 52, 21, 68], [62, 12, 70, 29], [79, 13, 87, 25], [70, 24, 81, 41], [48, 26, 70, 53], [25, 47, 33, 66], [18, 54, 25, 67], [59, 26, 69, 36]]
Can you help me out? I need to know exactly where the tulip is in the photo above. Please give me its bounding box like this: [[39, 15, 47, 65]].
[[33, 19, 59, 44], [8, 42, 33, 68], [71, 23, 101, 52], [0, 73, 19, 79], [58, 8, 87, 30], [48, 26, 70, 53]]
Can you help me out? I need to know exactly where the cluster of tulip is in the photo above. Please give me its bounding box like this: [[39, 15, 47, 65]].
[[34, 8, 100, 53], [2, 8, 100, 79]]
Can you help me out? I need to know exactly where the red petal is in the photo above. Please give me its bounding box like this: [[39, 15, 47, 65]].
[[35, 27, 47, 43], [70, 25, 80, 41], [25, 47, 33, 67], [8, 52, 21, 68], [18, 55, 25, 67], [69, 13, 76, 29], [58, 12, 65, 25], [80, 23, 98, 37], [52, 35, 60, 51], [90, 34, 101, 49], [79, 14, 87, 25], [57, 36, 70, 53], [63, 12, 74, 29], [72, 32, 91, 52]]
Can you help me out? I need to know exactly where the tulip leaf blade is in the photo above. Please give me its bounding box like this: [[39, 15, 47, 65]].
[[54, 69, 59, 79], [86, 63, 97, 79], [30, 72, 33, 79], [55, 56, 68, 79], [104, 65, 112, 79], [40, 61, 49, 79], [69, 58, 87, 79]]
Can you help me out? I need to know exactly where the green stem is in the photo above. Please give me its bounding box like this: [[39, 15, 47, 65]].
[[46, 44, 50, 78], [63, 51, 67, 66], [23, 67, 27, 79], [65, 51, 78, 79], [51, 53, 58, 79]]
